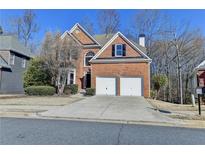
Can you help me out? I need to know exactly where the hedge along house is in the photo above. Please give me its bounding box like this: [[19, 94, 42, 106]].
[[0, 33, 32, 94], [62, 23, 151, 97]]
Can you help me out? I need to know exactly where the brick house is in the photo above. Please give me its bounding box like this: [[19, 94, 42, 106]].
[[62, 23, 151, 97]]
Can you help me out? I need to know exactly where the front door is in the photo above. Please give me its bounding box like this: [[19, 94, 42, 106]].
[[85, 72, 91, 88]]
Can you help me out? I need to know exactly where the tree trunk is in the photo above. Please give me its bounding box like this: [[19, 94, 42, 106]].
[[165, 63, 170, 102], [176, 45, 183, 104], [184, 73, 189, 104]]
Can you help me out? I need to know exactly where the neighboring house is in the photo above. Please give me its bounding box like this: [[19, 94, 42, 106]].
[[0, 34, 32, 94], [62, 23, 151, 97], [191, 60, 205, 97]]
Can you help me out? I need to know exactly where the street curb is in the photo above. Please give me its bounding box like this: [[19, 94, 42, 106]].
[[0, 114, 180, 128], [2, 114, 205, 129], [39, 114, 180, 126]]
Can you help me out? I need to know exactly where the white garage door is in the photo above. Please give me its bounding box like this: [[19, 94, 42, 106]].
[[120, 77, 142, 96], [96, 77, 116, 95]]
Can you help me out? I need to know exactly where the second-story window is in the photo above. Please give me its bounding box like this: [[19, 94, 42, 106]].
[[84, 51, 95, 66], [112, 44, 126, 57], [10, 53, 15, 65], [22, 59, 26, 68], [115, 44, 123, 57]]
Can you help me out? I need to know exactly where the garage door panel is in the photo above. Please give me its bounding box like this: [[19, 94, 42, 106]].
[[96, 77, 116, 95], [120, 77, 142, 96]]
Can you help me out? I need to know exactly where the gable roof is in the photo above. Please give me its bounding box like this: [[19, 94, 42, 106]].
[[90, 32, 151, 62], [194, 60, 205, 71], [0, 35, 33, 58], [93, 33, 147, 54], [0, 55, 10, 69], [93, 34, 114, 46], [61, 23, 101, 47]]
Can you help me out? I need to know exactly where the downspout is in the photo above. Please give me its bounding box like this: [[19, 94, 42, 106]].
[[148, 62, 151, 98]]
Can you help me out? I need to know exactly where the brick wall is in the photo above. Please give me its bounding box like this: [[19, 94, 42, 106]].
[[91, 62, 150, 97], [75, 47, 100, 89], [71, 27, 96, 45], [98, 35, 141, 58]]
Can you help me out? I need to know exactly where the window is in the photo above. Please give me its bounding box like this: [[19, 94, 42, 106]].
[[69, 71, 74, 84], [84, 51, 95, 66], [22, 59, 26, 68], [115, 44, 123, 56], [10, 53, 15, 65], [67, 69, 76, 85]]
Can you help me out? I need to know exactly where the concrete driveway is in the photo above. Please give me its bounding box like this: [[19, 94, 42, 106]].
[[41, 96, 176, 124]]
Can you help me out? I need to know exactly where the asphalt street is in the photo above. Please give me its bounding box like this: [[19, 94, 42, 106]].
[[0, 118, 205, 145]]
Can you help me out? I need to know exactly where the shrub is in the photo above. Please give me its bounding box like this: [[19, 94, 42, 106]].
[[150, 90, 157, 99], [64, 85, 71, 95], [68, 84, 78, 94], [85, 88, 95, 96], [25, 86, 56, 96], [152, 74, 168, 99], [24, 57, 52, 88]]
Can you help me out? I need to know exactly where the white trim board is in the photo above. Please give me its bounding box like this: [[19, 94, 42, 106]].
[[90, 58, 151, 63], [90, 32, 152, 62]]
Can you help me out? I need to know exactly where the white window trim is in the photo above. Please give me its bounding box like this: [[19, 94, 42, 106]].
[[67, 69, 76, 85], [84, 52, 95, 67], [10, 53, 15, 65], [115, 44, 123, 57], [22, 59, 26, 68]]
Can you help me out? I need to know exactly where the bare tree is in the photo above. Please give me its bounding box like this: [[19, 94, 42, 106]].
[[140, 12, 205, 104], [97, 10, 120, 35], [172, 27, 204, 104], [12, 10, 39, 47], [80, 16, 95, 35], [131, 10, 162, 56], [41, 32, 81, 95], [153, 20, 204, 104]]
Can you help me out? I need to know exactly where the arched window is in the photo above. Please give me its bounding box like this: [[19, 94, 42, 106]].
[[84, 51, 95, 66]]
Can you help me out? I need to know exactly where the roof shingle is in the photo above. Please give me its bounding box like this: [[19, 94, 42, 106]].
[[0, 35, 33, 58]]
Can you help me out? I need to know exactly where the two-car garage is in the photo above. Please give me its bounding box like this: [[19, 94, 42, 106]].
[[96, 77, 142, 96]]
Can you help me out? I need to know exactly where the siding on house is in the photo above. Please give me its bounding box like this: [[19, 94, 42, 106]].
[[0, 51, 29, 94], [0, 35, 32, 94], [0, 50, 10, 64]]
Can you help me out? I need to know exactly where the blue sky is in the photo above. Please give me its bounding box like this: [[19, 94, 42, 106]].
[[1, 9, 205, 44]]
